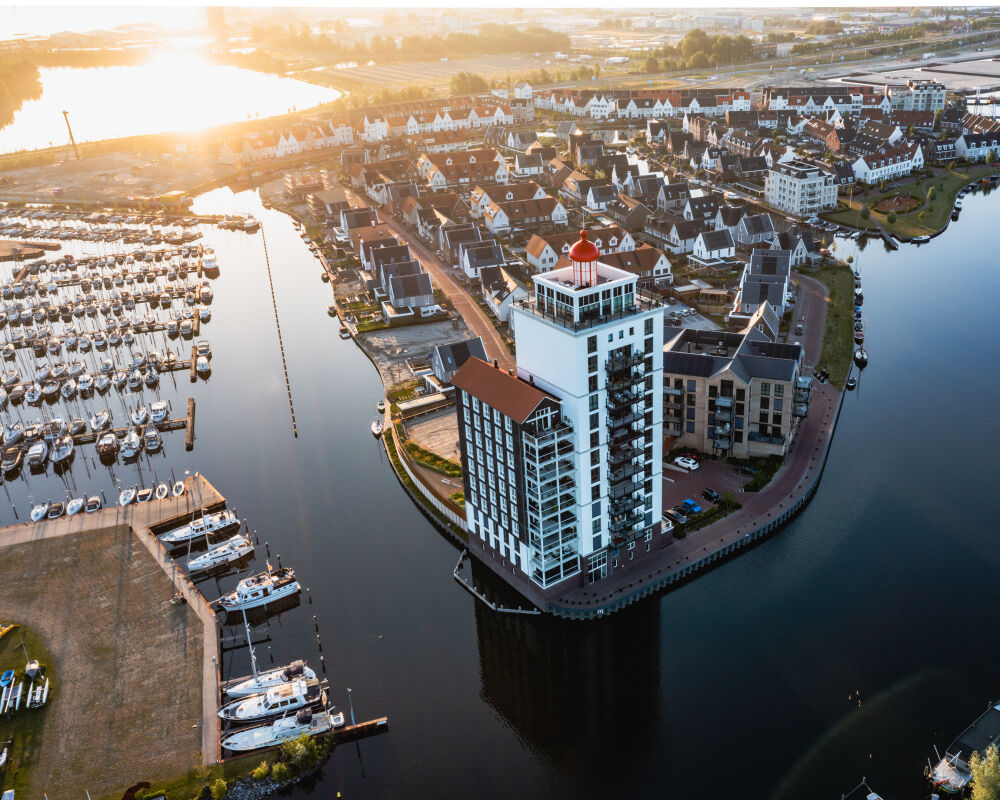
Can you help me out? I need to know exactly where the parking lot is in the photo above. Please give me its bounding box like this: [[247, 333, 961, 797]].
[[662, 457, 750, 518], [662, 297, 721, 332]]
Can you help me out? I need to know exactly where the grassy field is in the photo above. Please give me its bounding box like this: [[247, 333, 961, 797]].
[[0, 526, 204, 800], [824, 165, 999, 238], [812, 262, 855, 388], [95, 755, 265, 800]]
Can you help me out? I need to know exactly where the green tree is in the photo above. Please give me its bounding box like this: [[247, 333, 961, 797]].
[[687, 51, 711, 69], [450, 71, 489, 95], [680, 28, 710, 59], [210, 779, 228, 800], [887, 210, 897, 224], [644, 55, 660, 72], [272, 762, 291, 782], [970, 744, 1000, 800], [860, 206, 871, 220]]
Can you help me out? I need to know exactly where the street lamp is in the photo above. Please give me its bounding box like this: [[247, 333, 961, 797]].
[[346, 687, 356, 727]]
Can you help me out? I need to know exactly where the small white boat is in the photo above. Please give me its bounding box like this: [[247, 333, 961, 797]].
[[217, 565, 300, 612], [371, 419, 383, 437], [60, 378, 77, 399], [5, 421, 23, 445], [172, 480, 185, 497], [220, 707, 341, 753], [30, 501, 50, 521], [186, 534, 253, 573], [143, 425, 162, 452], [78, 372, 94, 392], [85, 495, 102, 513], [51, 435, 74, 463], [150, 401, 169, 424], [218, 678, 322, 722], [26, 440, 49, 467], [136, 487, 153, 503], [67, 497, 84, 515], [121, 428, 142, 459], [160, 508, 238, 545], [155, 482, 169, 500], [131, 405, 148, 426], [196, 356, 210, 376], [377, 400, 386, 414], [119, 485, 137, 506], [224, 659, 318, 699], [90, 409, 111, 430]]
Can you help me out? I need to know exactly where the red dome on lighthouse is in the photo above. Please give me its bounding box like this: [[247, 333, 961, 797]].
[[568, 229, 599, 262]]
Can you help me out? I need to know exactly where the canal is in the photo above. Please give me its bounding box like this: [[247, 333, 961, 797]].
[[2, 182, 999, 798]]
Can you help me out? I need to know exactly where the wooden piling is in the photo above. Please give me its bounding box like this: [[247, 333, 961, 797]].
[[185, 397, 195, 450]]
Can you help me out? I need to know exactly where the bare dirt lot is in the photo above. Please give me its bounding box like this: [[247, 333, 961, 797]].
[[0, 525, 203, 799], [404, 406, 461, 462], [360, 317, 471, 387]]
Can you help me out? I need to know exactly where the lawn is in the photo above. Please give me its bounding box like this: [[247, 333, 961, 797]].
[[825, 164, 999, 238], [812, 262, 855, 388]]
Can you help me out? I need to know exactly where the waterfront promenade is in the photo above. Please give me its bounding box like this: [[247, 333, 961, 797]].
[[0, 474, 224, 769]]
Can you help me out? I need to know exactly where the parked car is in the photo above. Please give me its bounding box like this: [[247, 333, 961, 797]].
[[674, 456, 699, 471], [664, 508, 686, 525], [736, 464, 758, 476], [682, 499, 703, 514], [702, 488, 721, 503], [794, 323, 804, 336]]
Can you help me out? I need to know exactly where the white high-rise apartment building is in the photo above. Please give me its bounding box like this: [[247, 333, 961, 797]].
[[452, 231, 664, 603]]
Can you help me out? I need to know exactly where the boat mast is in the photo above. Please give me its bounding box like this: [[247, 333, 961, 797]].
[[241, 604, 258, 680]]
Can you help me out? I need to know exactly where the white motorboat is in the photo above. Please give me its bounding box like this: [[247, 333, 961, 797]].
[[127, 369, 142, 390], [67, 497, 84, 515], [4, 421, 23, 445], [85, 495, 101, 513], [224, 659, 318, 699], [26, 440, 49, 467], [186, 534, 253, 573], [25, 383, 41, 404], [217, 565, 300, 613], [371, 419, 383, 437], [51, 435, 74, 464], [60, 378, 77, 399], [94, 373, 111, 392], [90, 409, 111, 430], [218, 678, 322, 722], [121, 428, 142, 459], [200, 308, 211, 323], [131, 405, 148, 426], [172, 480, 185, 497], [143, 425, 162, 452], [111, 371, 126, 390], [220, 707, 341, 753], [78, 372, 94, 392], [119, 485, 137, 506], [150, 401, 168, 424], [155, 482, 169, 500], [196, 356, 210, 376], [30, 501, 50, 521], [144, 367, 158, 387], [160, 508, 239, 545]]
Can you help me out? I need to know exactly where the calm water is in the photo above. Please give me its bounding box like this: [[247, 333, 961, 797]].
[[0, 51, 340, 154], [2, 184, 998, 799]]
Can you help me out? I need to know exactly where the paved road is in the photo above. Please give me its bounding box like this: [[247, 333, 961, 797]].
[[791, 271, 830, 369], [341, 184, 515, 371]]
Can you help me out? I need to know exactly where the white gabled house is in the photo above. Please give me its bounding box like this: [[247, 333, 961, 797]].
[[692, 229, 735, 261]]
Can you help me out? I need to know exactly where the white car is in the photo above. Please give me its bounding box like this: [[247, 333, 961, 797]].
[[673, 456, 699, 471]]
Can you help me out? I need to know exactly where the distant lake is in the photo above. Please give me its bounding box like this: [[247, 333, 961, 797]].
[[0, 51, 341, 154]]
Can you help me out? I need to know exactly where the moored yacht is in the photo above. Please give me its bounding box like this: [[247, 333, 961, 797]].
[[160, 508, 239, 545], [220, 707, 342, 753], [186, 534, 253, 573], [218, 678, 323, 722], [217, 565, 300, 612], [224, 659, 318, 699]]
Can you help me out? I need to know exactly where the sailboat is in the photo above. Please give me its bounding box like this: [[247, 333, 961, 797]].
[[186, 534, 253, 573]]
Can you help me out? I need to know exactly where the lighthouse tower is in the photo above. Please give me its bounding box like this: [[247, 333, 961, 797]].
[[568, 229, 600, 288]]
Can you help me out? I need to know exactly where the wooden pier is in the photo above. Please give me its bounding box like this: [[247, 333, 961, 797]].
[[185, 397, 195, 450]]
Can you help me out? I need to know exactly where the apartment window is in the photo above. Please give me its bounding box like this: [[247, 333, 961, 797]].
[[505, 417, 512, 432], [588, 355, 598, 374], [760, 397, 769, 411], [591, 450, 600, 466], [686, 422, 695, 433], [591, 466, 601, 485], [686, 407, 696, 421], [761, 382, 771, 396], [627, 541, 636, 550], [592, 518, 602, 534], [645, 317, 653, 335], [736, 388, 745, 401], [759, 412, 768, 424], [590, 413, 599, 431], [587, 334, 597, 354], [775, 384, 784, 397], [608, 334, 613, 343], [772, 413, 783, 425], [645, 531, 653, 542], [589, 394, 599, 412], [588, 375, 598, 393], [686, 393, 696, 407], [590, 431, 600, 448], [588, 552, 608, 583], [774, 399, 783, 412]]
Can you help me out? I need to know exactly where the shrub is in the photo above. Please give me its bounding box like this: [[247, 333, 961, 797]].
[[210, 779, 227, 800], [271, 762, 291, 782], [279, 733, 321, 774], [251, 761, 270, 780], [886, 211, 897, 224], [926, 185, 936, 201], [860, 205, 871, 220], [919, 211, 926, 221]]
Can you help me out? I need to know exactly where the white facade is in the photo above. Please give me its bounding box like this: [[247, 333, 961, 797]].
[[511, 259, 664, 582], [764, 159, 838, 216]]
